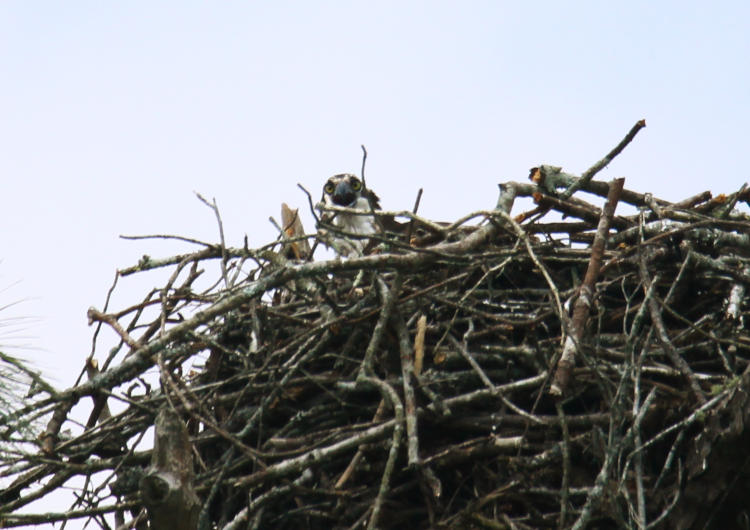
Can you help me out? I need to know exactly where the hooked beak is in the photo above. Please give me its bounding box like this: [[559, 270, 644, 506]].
[[332, 181, 357, 207]]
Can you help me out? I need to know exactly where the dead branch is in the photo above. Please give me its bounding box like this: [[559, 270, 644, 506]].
[[550, 177, 625, 396]]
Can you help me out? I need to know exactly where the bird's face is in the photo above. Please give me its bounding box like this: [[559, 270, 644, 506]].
[[323, 174, 363, 207]]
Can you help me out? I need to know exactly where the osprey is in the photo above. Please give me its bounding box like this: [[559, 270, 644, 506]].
[[319, 173, 380, 256]]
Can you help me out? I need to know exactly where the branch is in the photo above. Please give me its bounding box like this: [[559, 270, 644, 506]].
[[560, 119, 645, 199], [550, 177, 625, 396]]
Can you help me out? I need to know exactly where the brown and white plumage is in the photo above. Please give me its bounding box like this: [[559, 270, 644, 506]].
[[319, 173, 380, 256]]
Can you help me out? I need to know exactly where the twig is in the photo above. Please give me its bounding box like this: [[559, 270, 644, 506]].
[[232, 469, 314, 529], [395, 310, 420, 467], [360, 144, 368, 190], [359, 376, 404, 530], [119, 233, 213, 247], [296, 182, 320, 225], [560, 119, 645, 200], [233, 418, 397, 489], [195, 192, 230, 288], [556, 401, 570, 530], [449, 334, 496, 392], [637, 248, 707, 405], [414, 314, 427, 375], [405, 188, 424, 244], [359, 275, 402, 377], [632, 349, 647, 529], [533, 192, 630, 230], [716, 182, 747, 219], [86, 308, 140, 350], [85, 269, 120, 380], [550, 177, 625, 396], [0, 500, 141, 527], [725, 266, 749, 321]]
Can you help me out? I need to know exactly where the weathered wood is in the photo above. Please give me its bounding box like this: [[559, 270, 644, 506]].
[[139, 407, 199, 530]]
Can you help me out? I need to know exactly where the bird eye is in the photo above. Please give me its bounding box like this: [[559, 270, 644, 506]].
[[324, 182, 335, 194], [350, 179, 362, 191]]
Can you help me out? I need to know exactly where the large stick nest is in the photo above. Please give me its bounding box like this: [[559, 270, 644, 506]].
[[2, 124, 750, 529]]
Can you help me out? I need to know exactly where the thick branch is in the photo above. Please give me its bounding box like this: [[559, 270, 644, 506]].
[[550, 177, 625, 396]]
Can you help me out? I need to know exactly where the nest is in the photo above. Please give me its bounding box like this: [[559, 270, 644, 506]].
[[2, 123, 750, 529]]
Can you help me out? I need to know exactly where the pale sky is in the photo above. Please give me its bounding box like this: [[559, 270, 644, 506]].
[[1, 0, 748, 422]]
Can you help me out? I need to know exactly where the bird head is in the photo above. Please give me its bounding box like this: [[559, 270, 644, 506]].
[[323, 174, 364, 207]]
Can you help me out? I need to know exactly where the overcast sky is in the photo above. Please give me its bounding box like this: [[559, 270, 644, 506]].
[[1, 2, 748, 392]]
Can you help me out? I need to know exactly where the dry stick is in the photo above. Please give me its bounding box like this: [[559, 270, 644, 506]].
[[405, 188, 424, 244], [135, 257, 203, 356], [359, 376, 404, 530], [120, 233, 213, 247], [228, 469, 314, 530], [725, 266, 749, 321], [414, 314, 427, 375], [233, 417, 397, 489], [360, 275, 402, 377], [355, 144, 387, 236], [428, 372, 548, 413], [0, 466, 77, 514], [717, 182, 747, 219], [160, 259, 198, 338], [118, 246, 227, 277], [360, 144, 368, 189], [560, 119, 646, 200], [534, 193, 630, 230], [82, 359, 112, 430], [394, 310, 420, 467], [196, 192, 230, 288], [296, 182, 320, 225], [637, 249, 707, 405], [526, 175, 672, 212], [556, 401, 571, 530], [449, 334, 496, 392], [85, 269, 119, 374], [630, 341, 649, 529], [86, 308, 140, 350], [550, 177, 625, 396], [0, 500, 141, 528]]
